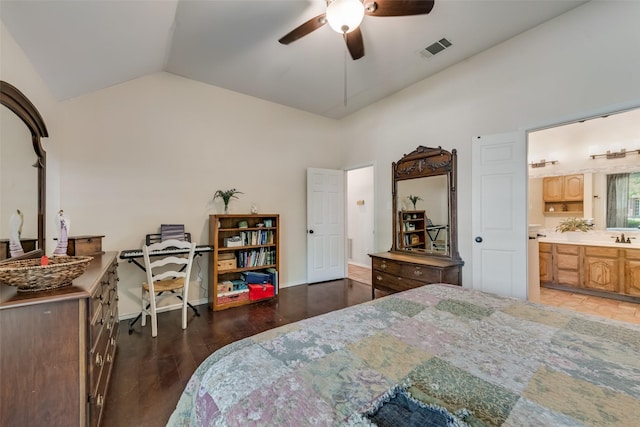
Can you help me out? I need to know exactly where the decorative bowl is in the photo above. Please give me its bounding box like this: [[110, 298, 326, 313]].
[[0, 256, 93, 292]]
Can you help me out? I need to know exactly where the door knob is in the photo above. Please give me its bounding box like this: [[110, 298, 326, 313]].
[[308, 230, 314, 234], [475, 236, 483, 243]]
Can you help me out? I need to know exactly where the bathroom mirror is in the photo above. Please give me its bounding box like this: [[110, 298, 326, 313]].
[[391, 146, 461, 262], [0, 81, 48, 263]]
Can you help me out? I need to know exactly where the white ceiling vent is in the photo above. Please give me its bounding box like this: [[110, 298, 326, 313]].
[[419, 38, 452, 59]]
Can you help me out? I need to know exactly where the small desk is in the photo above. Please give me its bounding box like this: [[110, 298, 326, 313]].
[[426, 225, 447, 241], [119, 244, 213, 271], [119, 244, 213, 333]]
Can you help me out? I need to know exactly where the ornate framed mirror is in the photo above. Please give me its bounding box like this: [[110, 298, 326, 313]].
[[0, 81, 48, 263], [391, 146, 461, 262]]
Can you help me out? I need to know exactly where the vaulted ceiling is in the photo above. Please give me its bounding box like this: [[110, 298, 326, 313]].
[[1, 0, 587, 119]]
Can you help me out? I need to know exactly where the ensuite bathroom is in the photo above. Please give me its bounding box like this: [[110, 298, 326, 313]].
[[527, 107, 640, 303]]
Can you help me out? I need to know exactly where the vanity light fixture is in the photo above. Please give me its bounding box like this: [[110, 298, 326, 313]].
[[589, 148, 640, 159], [529, 159, 558, 168]]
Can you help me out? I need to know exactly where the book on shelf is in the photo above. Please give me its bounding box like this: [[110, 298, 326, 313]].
[[236, 247, 276, 268], [239, 230, 274, 246]]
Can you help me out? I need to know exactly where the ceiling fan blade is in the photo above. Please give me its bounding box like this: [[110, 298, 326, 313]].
[[364, 0, 434, 17], [278, 13, 327, 45], [345, 27, 365, 60]]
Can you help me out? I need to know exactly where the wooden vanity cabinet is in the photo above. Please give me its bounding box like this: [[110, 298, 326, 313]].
[[554, 244, 580, 286], [0, 252, 119, 427], [542, 174, 584, 214], [540, 243, 640, 301], [543, 174, 583, 202], [583, 246, 620, 292], [370, 252, 462, 298], [539, 243, 553, 283], [624, 249, 640, 296]]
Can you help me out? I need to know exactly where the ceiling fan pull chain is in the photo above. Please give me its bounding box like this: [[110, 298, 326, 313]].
[[343, 33, 348, 107]]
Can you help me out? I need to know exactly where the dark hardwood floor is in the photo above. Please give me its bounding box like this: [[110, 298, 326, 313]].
[[102, 278, 372, 426]]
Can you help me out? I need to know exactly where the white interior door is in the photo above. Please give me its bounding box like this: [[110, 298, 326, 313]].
[[471, 132, 528, 299], [307, 168, 345, 283]]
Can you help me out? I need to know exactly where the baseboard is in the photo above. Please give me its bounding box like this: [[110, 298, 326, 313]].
[[118, 281, 308, 321], [348, 261, 371, 269]]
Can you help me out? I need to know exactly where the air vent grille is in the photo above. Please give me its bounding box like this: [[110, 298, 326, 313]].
[[419, 38, 452, 59]]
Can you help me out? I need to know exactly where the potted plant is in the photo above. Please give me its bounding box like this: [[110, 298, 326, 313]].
[[407, 195, 423, 210], [556, 217, 592, 241], [213, 188, 243, 214]]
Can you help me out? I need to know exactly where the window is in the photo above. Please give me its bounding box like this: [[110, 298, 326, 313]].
[[606, 172, 640, 229]]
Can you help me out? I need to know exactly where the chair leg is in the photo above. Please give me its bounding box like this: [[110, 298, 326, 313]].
[[182, 288, 188, 330], [141, 288, 147, 327], [150, 294, 158, 338]]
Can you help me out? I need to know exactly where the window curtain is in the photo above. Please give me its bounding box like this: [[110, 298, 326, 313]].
[[607, 173, 629, 228]]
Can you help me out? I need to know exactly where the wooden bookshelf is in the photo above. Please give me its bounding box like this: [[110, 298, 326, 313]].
[[209, 214, 279, 311], [399, 210, 427, 251]]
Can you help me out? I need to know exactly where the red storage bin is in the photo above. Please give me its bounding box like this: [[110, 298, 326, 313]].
[[248, 283, 274, 300]]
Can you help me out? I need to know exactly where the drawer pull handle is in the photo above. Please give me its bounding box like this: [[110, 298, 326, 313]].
[[376, 275, 383, 281], [110, 337, 116, 346], [96, 353, 103, 367], [96, 395, 104, 407], [106, 354, 112, 363], [380, 262, 387, 269], [414, 269, 423, 276]]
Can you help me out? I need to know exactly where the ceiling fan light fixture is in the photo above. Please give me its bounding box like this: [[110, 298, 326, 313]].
[[326, 0, 365, 34]]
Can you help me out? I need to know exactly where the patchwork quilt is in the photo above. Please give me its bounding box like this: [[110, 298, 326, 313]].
[[168, 284, 640, 426]]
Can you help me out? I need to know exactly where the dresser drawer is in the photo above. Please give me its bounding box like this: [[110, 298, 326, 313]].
[[372, 257, 402, 275], [400, 264, 442, 283], [373, 270, 425, 292]]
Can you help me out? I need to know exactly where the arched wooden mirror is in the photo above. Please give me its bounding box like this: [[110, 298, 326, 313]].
[[0, 81, 48, 263], [391, 146, 462, 262]]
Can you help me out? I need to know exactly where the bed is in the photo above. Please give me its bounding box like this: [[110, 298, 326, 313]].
[[168, 284, 640, 426]]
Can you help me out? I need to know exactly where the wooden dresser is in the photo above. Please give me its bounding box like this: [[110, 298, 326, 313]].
[[370, 252, 462, 298], [0, 252, 119, 427]]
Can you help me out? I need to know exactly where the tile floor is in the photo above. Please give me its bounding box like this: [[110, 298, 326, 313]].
[[347, 263, 640, 325]]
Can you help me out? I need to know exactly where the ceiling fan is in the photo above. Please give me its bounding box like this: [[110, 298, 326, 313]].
[[278, 0, 435, 60]]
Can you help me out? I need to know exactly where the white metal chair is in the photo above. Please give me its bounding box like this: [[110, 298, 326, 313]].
[[141, 239, 196, 337]]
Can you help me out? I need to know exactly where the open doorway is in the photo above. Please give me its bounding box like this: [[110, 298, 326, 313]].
[[527, 107, 640, 324], [346, 165, 374, 285]]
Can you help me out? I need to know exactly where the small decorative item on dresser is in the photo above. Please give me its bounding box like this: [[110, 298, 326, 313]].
[[0, 255, 93, 292]]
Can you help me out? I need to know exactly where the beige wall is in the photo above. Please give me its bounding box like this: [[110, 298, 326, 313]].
[[55, 73, 341, 316], [1, 23, 61, 256]]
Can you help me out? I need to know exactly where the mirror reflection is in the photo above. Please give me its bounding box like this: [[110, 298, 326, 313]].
[[0, 81, 47, 263], [397, 176, 449, 254], [0, 104, 39, 260]]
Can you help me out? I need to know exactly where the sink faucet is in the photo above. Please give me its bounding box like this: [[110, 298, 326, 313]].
[[614, 233, 634, 244]]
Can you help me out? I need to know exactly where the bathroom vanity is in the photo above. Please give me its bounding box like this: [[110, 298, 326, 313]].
[[539, 238, 640, 301]]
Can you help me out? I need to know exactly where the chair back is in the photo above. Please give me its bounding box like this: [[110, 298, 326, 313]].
[[142, 239, 196, 292]]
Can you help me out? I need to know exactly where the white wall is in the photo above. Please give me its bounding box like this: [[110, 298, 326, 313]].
[[347, 166, 374, 267], [341, 0, 640, 287]]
